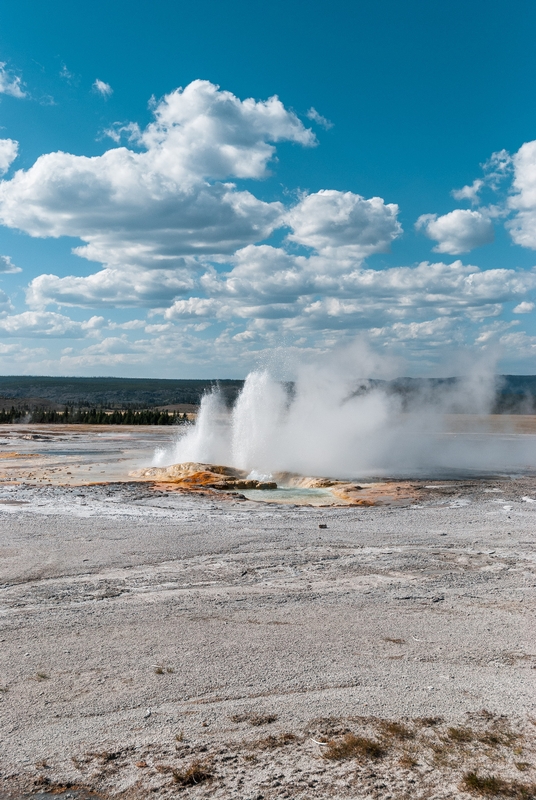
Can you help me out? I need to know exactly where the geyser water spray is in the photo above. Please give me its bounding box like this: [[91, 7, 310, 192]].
[[153, 363, 536, 478]]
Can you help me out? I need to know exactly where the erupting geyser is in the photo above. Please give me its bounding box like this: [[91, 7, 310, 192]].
[[153, 368, 536, 479]]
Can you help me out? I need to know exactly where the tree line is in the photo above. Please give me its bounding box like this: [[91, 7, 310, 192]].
[[0, 406, 191, 425]]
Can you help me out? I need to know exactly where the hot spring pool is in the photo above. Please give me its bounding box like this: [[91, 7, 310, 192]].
[[240, 486, 343, 505]]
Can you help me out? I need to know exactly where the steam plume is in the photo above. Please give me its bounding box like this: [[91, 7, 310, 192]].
[[154, 361, 536, 479]]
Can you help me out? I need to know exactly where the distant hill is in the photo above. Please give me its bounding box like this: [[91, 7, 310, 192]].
[[0, 376, 244, 408], [362, 375, 536, 414], [0, 374, 535, 413]]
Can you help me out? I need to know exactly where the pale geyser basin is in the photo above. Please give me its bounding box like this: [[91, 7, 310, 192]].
[[1, 418, 536, 504], [0, 424, 173, 485]]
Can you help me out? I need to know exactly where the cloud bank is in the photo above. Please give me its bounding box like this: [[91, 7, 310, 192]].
[[0, 79, 534, 374]]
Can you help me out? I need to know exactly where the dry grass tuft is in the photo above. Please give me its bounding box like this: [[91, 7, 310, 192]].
[[33, 777, 77, 792], [248, 733, 297, 750], [448, 726, 474, 743], [384, 637, 406, 644], [172, 759, 213, 787], [323, 733, 384, 761], [416, 716, 443, 727], [479, 731, 512, 747], [155, 764, 174, 774], [231, 712, 278, 726], [94, 750, 121, 763], [462, 771, 536, 797], [36, 672, 50, 681], [379, 720, 414, 740], [399, 753, 418, 768]]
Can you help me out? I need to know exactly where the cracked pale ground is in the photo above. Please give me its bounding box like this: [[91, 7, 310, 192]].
[[0, 426, 534, 799]]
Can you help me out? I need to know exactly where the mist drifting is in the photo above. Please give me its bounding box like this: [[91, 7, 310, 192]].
[[154, 361, 536, 479]]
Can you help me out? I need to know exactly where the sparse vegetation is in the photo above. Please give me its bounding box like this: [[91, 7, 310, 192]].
[[384, 637, 406, 644], [94, 751, 121, 764], [416, 716, 443, 726], [448, 726, 475, 743], [323, 733, 384, 761], [399, 753, 418, 768], [462, 771, 536, 797], [379, 720, 414, 740], [231, 712, 278, 726], [247, 733, 297, 750], [36, 671, 50, 681], [172, 759, 213, 786]]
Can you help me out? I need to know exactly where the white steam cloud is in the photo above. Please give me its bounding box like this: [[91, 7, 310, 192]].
[[154, 352, 536, 479]]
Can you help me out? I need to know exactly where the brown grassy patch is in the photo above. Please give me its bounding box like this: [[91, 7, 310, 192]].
[[248, 733, 297, 750], [399, 753, 418, 768], [93, 750, 122, 763], [323, 733, 384, 761], [155, 764, 174, 774], [479, 731, 513, 747], [448, 726, 474, 743], [384, 637, 406, 644], [33, 776, 78, 792], [416, 716, 443, 727], [172, 760, 213, 786], [231, 712, 278, 726], [379, 720, 414, 740], [430, 742, 454, 767], [462, 771, 536, 797]]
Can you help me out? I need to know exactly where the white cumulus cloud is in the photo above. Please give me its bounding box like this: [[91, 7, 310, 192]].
[[0, 63, 26, 98], [93, 79, 113, 98], [507, 140, 536, 249], [164, 297, 221, 320], [416, 209, 494, 254], [306, 107, 333, 129], [0, 80, 315, 312], [0, 311, 104, 338], [286, 190, 401, 258], [27, 267, 196, 309], [451, 179, 483, 204], [0, 254, 21, 273], [513, 301, 534, 314], [0, 139, 18, 175]]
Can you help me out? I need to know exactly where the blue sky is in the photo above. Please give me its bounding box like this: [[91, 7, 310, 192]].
[[0, 0, 535, 377]]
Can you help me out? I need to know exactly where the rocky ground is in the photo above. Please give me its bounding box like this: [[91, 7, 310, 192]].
[[0, 475, 535, 799]]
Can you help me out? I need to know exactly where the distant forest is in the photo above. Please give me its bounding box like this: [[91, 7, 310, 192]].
[[0, 374, 535, 424], [0, 406, 189, 425], [0, 376, 244, 425]]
